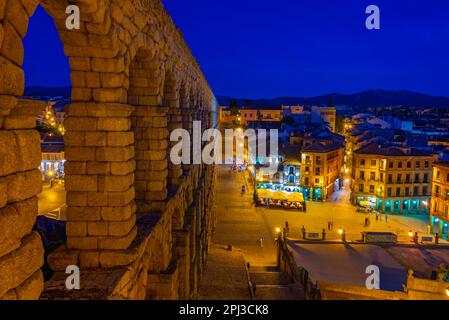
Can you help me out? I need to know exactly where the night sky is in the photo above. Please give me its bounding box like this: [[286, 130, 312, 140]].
[[23, 0, 449, 99]]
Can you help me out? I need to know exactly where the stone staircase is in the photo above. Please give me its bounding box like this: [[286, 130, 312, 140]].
[[248, 266, 305, 300]]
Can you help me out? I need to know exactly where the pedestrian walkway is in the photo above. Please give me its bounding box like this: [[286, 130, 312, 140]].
[[198, 244, 251, 300], [213, 166, 277, 267]]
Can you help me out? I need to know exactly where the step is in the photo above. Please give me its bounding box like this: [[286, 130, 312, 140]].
[[249, 271, 291, 286]]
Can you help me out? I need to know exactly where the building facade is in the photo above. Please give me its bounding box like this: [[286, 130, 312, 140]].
[[351, 145, 436, 214], [300, 141, 344, 201], [430, 161, 449, 238]]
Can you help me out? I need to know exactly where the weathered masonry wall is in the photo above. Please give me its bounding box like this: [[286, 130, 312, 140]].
[[0, 0, 217, 300]]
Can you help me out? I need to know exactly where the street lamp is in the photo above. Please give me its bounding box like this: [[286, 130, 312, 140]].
[[408, 231, 414, 238], [338, 228, 343, 235]]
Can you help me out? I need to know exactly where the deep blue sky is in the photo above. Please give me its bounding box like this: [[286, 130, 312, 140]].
[[24, 1, 449, 98]]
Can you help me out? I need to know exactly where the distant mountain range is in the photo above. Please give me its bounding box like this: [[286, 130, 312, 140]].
[[24, 87, 449, 109], [217, 90, 449, 109]]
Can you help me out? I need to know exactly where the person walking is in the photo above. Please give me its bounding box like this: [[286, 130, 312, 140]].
[[322, 228, 326, 241], [259, 237, 264, 248], [301, 226, 306, 239], [328, 221, 331, 231]]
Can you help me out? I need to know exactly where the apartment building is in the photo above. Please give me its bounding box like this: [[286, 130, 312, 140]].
[[300, 140, 344, 201], [351, 144, 437, 214], [430, 161, 449, 238]]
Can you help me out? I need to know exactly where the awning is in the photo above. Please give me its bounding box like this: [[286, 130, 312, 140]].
[[359, 201, 374, 208]]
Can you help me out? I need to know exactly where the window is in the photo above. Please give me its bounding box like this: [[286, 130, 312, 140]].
[[371, 160, 377, 167], [414, 173, 420, 183], [423, 173, 429, 183], [387, 188, 392, 197], [425, 161, 429, 168], [423, 186, 428, 196], [316, 156, 321, 165], [315, 178, 320, 184], [359, 184, 364, 192], [370, 172, 376, 181], [380, 173, 384, 182], [437, 170, 441, 180], [360, 159, 366, 166], [305, 166, 309, 172], [415, 161, 420, 169], [414, 186, 419, 196], [389, 161, 393, 169], [388, 174, 393, 183], [398, 162, 403, 169], [396, 187, 401, 197], [447, 173, 449, 182], [369, 185, 375, 193], [407, 161, 411, 169], [360, 171, 365, 180], [315, 168, 321, 175], [405, 187, 410, 196], [405, 174, 410, 183], [436, 185, 441, 196], [397, 174, 402, 183], [304, 177, 309, 185]]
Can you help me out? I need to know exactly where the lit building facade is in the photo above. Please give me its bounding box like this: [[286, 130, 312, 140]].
[[351, 144, 436, 214], [300, 141, 344, 201], [430, 161, 449, 238], [311, 106, 337, 132]]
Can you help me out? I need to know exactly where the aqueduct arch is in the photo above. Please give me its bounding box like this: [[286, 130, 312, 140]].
[[0, 0, 216, 300]]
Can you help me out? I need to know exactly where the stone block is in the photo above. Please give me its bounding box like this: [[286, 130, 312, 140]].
[[13, 129, 41, 171], [0, 22, 23, 66], [0, 130, 19, 176], [0, 232, 44, 298], [65, 174, 97, 192], [67, 236, 98, 250], [6, 169, 41, 203], [98, 226, 136, 250], [88, 221, 109, 236], [79, 251, 100, 269], [66, 221, 87, 237], [66, 206, 101, 222], [0, 56, 24, 96], [0, 197, 38, 258], [108, 214, 136, 237]]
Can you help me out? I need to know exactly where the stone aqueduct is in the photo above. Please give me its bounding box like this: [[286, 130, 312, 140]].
[[0, 0, 217, 299]]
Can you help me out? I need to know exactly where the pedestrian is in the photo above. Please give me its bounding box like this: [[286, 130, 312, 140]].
[[247, 262, 251, 270], [259, 237, 264, 248], [285, 221, 290, 235], [376, 214, 379, 221], [252, 282, 257, 294], [328, 221, 331, 231], [331, 221, 334, 230], [322, 228, 326, 241], [301, 225, 306, 239], [385, 215, 388, 223], [436, 233, 440, 245]]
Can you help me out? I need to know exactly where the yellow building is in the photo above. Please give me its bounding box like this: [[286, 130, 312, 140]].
[[312, 106, 337, 132], [352, 144, 436, 214], [300, 141, 344, 201], [240, 107, 283, 124], [430, 161, 449, 239]]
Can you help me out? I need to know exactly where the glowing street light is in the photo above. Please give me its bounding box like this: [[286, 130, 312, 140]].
[[338, 228, 343, 235], [408, 231, 414, 238], [275, 227, 281, 234]]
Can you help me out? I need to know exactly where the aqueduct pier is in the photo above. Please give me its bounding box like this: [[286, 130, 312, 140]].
[[0, 0, 217, 299]]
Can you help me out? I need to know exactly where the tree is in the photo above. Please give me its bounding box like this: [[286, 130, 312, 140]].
[[230, 100, 240, 116]]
